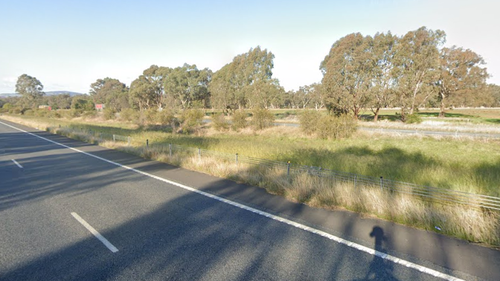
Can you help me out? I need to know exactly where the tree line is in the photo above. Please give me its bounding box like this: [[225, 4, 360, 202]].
[[4, 27, 500, 122]]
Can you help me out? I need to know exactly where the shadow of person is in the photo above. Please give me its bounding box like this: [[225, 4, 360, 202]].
[[363, 226, 398, 281]]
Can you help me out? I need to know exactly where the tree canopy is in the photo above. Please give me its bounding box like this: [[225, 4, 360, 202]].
[[10, 27, 498, 118], [89, 77, 129, 111], [15, 74, 45, 109], [209, 46, 279, 110], [164, 64, 211, 109]]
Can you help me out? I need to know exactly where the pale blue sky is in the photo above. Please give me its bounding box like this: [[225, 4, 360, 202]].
[[1, 0, 498, 94]]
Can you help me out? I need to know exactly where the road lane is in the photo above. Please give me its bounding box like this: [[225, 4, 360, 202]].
[[0, 119, 493, 280]]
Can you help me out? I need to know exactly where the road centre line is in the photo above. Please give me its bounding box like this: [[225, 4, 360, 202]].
[[0, 120, 464, 281], [11, 159, 23, 168], [71, 212, 119, 253]]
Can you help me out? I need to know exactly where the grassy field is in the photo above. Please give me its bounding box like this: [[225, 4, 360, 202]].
[[2, 113, 500, 246], [3, 113, 500, 196], [266, 108, 500, 124]]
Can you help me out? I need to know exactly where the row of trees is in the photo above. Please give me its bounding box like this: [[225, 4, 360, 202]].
[[7, 27, 500, 121], [320, 27, 493, 120]]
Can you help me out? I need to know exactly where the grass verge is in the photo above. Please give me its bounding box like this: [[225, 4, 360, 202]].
[[2, 114, 500, 247]]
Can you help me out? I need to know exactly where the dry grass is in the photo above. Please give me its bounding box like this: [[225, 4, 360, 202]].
[[103, 141, 500, 247], [3, 114, 500, 247]]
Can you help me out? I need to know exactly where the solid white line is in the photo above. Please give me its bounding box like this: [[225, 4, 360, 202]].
[[0, 120, 463, 281], [11, 159, 23, 168], [71, 212, 119, 253]]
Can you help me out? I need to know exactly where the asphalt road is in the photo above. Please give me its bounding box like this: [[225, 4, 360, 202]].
[[1, 119, 499, 281]]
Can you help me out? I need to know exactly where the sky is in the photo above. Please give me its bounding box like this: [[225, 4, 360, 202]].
[[0, 0, 499, 94]]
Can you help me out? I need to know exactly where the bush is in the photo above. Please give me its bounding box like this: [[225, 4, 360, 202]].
[[212, 113, 229, 131], [144, 108, 158, 124], [316, 114, 357, 139], [405, 113, 423, 124], [2, 103, 13, 110], [23, 109, 35, 116], [103, 107, 116, 120], [250, 108, 275, 131], [179, 109, 204, 134], [299, 110, 322, 135], [49, 111, 62, 118], [119, 108, 139, 122], [157, 109, 177, 131], [10, 107, 22, 114], [231, 110, 248, 131]]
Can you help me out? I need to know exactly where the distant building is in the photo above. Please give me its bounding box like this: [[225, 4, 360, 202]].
[[38, 105, 52, 110], [95, 104, 105, 111]]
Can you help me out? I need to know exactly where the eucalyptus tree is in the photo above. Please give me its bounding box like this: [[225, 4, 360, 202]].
[[15, 74, 45, 108], [209, 46, 277, 110], [129, 65, 171, 111], [392, 27, 446, 120], [320, 33, 375, 118], [89, 78, 129, 111], [488, 84, 500, 107], [163, 64, 211, 109], [369, 32, 397, 121], [437, 46, 489, 116], [287, 84, 322, 109]]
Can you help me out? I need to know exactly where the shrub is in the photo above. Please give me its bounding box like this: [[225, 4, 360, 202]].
[[157, 109, 175, 125], [299, 110, 322, 135], [50, 111, 62, 118], [119, 108, 139, 122], [212, 113, 229, 131], [250, 108, 275, 131], [2, 103, 13, 110], [23, 109, 35, 116], [405, 113, 423, 124], [71, 98, 94, 112], [10, 107, 22, 114], [231, 110, 248, 131], [103, 107, 116, 120], [144, 108, 158, 124], [179, 109, 204, 134], [317, 114, 357, 139]]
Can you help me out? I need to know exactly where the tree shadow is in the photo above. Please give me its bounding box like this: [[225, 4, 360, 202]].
[[277, 146, 439, 186]]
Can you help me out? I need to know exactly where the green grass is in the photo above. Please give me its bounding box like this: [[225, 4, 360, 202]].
[[3, 113, 500, 246], [3, 114, 500, 196]]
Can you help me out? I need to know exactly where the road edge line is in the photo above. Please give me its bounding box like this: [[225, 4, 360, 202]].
[[0, 120, 464, 281]]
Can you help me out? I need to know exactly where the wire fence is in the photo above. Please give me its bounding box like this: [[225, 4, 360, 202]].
[[62, 127, 500, 212]]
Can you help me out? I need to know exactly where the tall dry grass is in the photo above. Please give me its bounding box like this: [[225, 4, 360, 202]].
[[99, 140, 500, 247]]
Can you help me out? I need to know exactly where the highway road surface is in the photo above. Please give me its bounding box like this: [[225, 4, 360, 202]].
[[1, 119, 499, 281]]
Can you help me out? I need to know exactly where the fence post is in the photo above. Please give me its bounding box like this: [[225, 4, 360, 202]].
[[127, 136, 131, 146], [235, 153, 238, 164], [380, 176, 384, 190], [354, 175, 357, 189], [287, 161, 291, 177], [146, 139, 149, 148], [169, 144, 172, 157], [113, 134, 116, 142], [198, 148, 201, 160]]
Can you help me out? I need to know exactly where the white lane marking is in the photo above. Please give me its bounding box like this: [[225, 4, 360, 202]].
[[11, 159, 23, 168], [71, 212, 119, 253], [0, 120, 463, 281]]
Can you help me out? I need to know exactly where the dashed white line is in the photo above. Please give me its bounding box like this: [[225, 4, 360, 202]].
[[11, 159, 23, 168], [71, 212, 119, 253], [0, 120, 464, 281]]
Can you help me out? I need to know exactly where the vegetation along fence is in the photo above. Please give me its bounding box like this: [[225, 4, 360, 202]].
[[61, 127, 500, 212]]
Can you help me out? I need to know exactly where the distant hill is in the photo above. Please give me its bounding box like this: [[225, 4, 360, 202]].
[[0, 91, 84, 98]]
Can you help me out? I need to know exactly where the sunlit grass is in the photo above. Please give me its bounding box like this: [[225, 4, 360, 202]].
[[3, 113, 500, 246]]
